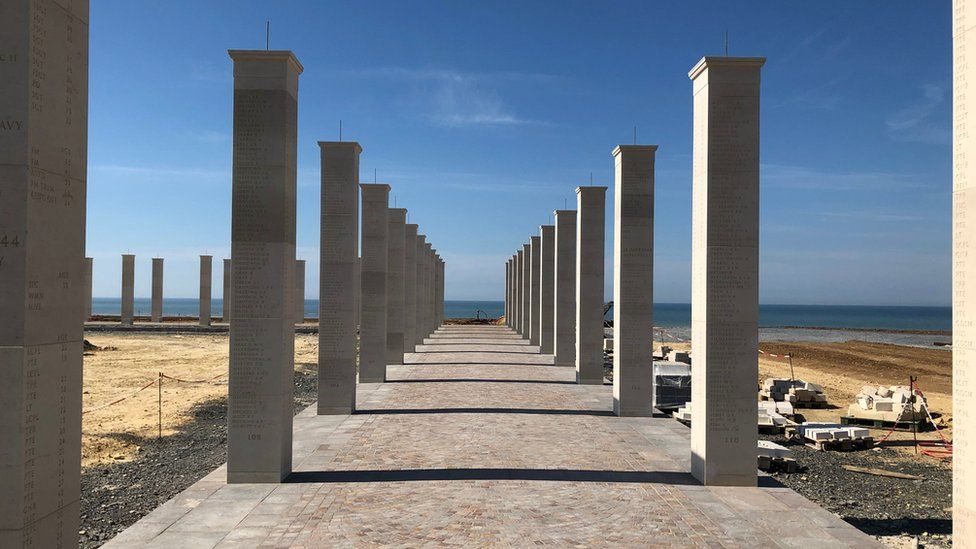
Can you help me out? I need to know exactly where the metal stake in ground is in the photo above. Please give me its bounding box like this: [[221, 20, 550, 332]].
[[158, 372, 163, 440], [909, 375, 918, 453]]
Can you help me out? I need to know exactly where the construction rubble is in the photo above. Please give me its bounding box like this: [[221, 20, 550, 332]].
[[760, 378, 828, 408], [846, 385, 929, 425]]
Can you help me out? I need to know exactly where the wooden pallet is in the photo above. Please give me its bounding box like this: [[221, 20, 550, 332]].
[[840, 416, 929, 433], [758, 455, 798, 473], [804, 436, 875, 452]]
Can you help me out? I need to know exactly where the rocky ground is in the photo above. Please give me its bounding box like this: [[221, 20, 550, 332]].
[[760, 432, 952, 548], [78, 371, 318, 548]]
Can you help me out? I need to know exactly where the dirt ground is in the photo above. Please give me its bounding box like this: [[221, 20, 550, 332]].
[[81, 333, 319, 467]]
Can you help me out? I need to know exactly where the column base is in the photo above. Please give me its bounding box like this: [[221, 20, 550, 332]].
[[359, 378, 386, 384], [576, 375, 604, 385], [227, 470, 289, 484], [317, 405, 354, 415], [613, 399, 654, 417]]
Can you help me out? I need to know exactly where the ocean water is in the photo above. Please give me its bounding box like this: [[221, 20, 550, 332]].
[[91, 298, 949, 331]]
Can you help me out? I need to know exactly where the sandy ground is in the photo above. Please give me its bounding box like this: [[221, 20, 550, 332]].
[[81, 333, 319, 467]]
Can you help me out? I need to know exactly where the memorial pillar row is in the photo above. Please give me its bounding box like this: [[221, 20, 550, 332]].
[[227, 49, 302, 483], [151, 258, 164, 322], [360, 183, 390, 383], [318, 142, 361, 414], [386, 208, 407, 365], [553, 210, 577, 366], [415, 235, 427, 345], [612, 145, 657, 417], [521, 243, 531, 339], [539, 225, 555, 355], [576, 187, 607, 384], [199, 255, 212, 327], [403, 224, 418, 353], [953, 1, 976, 536], [0, 2, 89, 544], [529, 236, 541, 346], [688, 56, 764, 487], [515, 251, 523, 334], [121, 254, 135, 325]]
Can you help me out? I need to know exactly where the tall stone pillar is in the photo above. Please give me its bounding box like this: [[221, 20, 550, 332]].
[[529, 236, 541, 346], [576, 187, 607, 384], [222, 259, 232, 322], [121, 254, 135, 325], [436, 256, 445, 327], [612, 145, 657, 416], [689, 56, 764, 486], [515, 251, 524, 334], [360, 183, 390, 383], [386, 208, 407, 365], [554, 210, 577, 366], [199, 255, 212, 327], [506, 260, 512, 326], [415, 235, 427, 345], [84, 257, 94, 321], [318, 141, 361, 414], [404, 224, 418, 353], [227, 50, 301, 483], [151, 258, 164, 322], [294, 259, 305, 324], [0, 2, 88, 545], [521, 243, 531, 339], [354, 257, 360, 334], [539, 226, 555, 354], [425, 244, 434, 335], [954, 2, 976, 537]]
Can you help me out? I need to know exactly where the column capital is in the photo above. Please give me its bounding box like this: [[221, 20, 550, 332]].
[[228, 49, 304, 73], [318, 141, 363, 154], [688, 56, 765, 80], [576, 186, 608, 195]]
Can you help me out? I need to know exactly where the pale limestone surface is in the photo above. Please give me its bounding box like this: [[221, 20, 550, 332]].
[[151, 258, 164, 322], [576, 187, 607, 384], [529, 236, 541, 347], [318, 142, 361, 414], [424, 243, 435, 336], [404, 224, 419, 353], [515, 250, 524, 335], [121, 254, 135, 325], [539, 225, 555, 354], [955, 0, 976, 537], [386, 209, 407, 366], [222, 259, 232, 321], [612, 145, 657, 417], [104, 326, 880, 549], [0, 2, 88, 546], [415, 235, 428, 346], [360, 184, 390, 383], [689, 56, 764, 487], [199, 255, 212, 327], [505, 261, 511, 325], [226, 50, 302, 483], [85, 257, 94, 321], [435, 256, 445, 326], [521, 243, 531, 339], [294, 259, 305, 323], [553, 211, 577, 367]]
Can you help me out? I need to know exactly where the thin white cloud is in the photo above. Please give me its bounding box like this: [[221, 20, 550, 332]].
[[817, 211, 927, 222], [886, 83, 950, 145], [761, 163, 934, 191], [90, 164, 230, 184]]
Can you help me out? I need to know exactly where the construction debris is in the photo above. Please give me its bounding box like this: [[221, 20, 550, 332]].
[[672, 402, 692, 423], [792, 422, 873, 451], [653, 345, 672, 360], [760, 378, 828, 408], [758, 440, 797, 472], [846, 385, 929, 426], [652, 362, 691, 411], [666, 349, 691, 364], [840, 464, 923, 481]]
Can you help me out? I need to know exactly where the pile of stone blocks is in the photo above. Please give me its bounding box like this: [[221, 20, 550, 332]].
[[673, 402, 692, 423], [603, 338, 614, 352], [760, 378, 828, 408], [847, 385, 929, 425], [653, 345, 672, 360], [652, 361, 691, 411], [666, 349, 691, 365], [757, 440, 797, 472], [793, 422, 873, 451], [758, 401, 793, 432]]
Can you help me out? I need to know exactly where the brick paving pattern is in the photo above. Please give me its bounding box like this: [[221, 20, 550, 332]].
[[104, 325, 879, 548]]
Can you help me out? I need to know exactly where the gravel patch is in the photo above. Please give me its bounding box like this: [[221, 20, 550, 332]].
[[760, 432, 952, 548], [79, 370, 318, 548]]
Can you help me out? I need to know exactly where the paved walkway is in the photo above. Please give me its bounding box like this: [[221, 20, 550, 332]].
[[105, 325, 879, 548]]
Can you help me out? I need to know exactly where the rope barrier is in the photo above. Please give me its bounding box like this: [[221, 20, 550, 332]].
[[82, 371, 225, 415], [82, 379, 158, 415]]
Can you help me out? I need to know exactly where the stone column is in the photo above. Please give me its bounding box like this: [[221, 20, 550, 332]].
[[85, 257, 94, 321], [294, 259, 305, 324], [529, 236, 541, 346], [226, 50, 301, 483], [360, 183, 390, 383], [151, 258, 164, 322], [222, 259, 232, 322], [318, 141, 361, 414], [954, 2, 976, 536], [576, 187, 607, 384], [689, 56, 764, 486], [505, 260, 512, 326], [199, 255, 212, 327], [386, 208, 407, 365], [121, 254, 135, 325], [554, 210, 577, 366], [425, 244, 434, 335], [436, 256, 445, 327], [515, 251, 523, 334], [404, 224, 418, 353], [415, 235, 427, 345], [612, 145, 657, 417], [0, 2, 88, 544], [521, 243, 531, 339], [539, 225, 555, 354], [354, 256, 361, 334]]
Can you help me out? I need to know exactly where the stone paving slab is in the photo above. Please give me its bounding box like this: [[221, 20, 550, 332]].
[[104, 325, 880, 548]]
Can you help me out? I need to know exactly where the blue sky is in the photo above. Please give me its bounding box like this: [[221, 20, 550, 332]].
[[87, 1, 951, 305]]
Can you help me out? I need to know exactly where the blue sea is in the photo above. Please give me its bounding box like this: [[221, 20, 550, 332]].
[[92, 298, 949, 332]]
